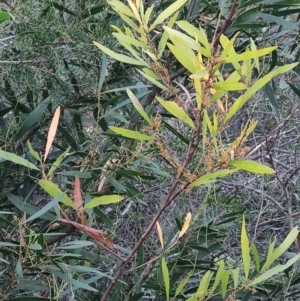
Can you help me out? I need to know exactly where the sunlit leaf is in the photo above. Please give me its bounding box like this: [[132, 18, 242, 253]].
[[27, 140, 41, 162], [224, 63, 298, 122], [190, 169, 239, 187], [108, 126, 154, 141], [249, 253, 300, 286], [241, 216, 250, 279], [150, 0, 188, 30], [175, 271, 192, 297], [38, 180, 74, 208], [156, 97, 195, 129], [93, 41, 148, 66], [84, 195, 123, 209], [263, 226, 299, 269], [230, 159, 275, 174], [224, 46, 277, 63], [213, 81, 247, 91]]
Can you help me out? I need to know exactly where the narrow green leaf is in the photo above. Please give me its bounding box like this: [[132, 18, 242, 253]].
[[0, 150, 39, 170], [156, 97, 195, 129], [190, 169, 238, 187], [128, 89, 151, 124], [0, 11, 10, 23], [195, 270, 212, 299], [241, 216, 250, 279], [231, 267, 240, 289], [108, 126, 154, 141], [27, 140, 41, 162], [7, 193, 56, 222], [38, 180, 74, 208], [224, 46, 277, 63], [167, 42, 197, 73], [176, 21, 211, 57], [13, 96, 51, 141], [264, 227, 299, 269], [47, 147, 71, 176], [260, 12, 298, 30], [150, 0, 188, 30], [158, 11, 179, 58], [208, 260, 224, 297], [224, 63, 298, 122], [161, 257, 170, 300], [113, 33, 144, 48], [163, 26, 202, 52], [221, 270, 230, 298], [264, 82, 278, 108], [93, 42, 148, 67], [144, 5, 154, 26], [175, 271, 192, 297], [230, 159, 275, 174], [251, 243, 261, 272], [26, 193, 64, 222], [213, 81, 247, 91], [249, 253, 300, 286], [108, 0, 135, 18], [84, 195, 123, 209], [136, 69, 168, 90], [58, 241, 95, 249]]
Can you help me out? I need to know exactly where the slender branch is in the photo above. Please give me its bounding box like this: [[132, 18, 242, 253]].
[[213, 0, 239, 48], [100, 132, 198, 301]]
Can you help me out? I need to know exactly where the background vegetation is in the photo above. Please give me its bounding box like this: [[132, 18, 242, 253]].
[[0, 0, 300, 300]]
